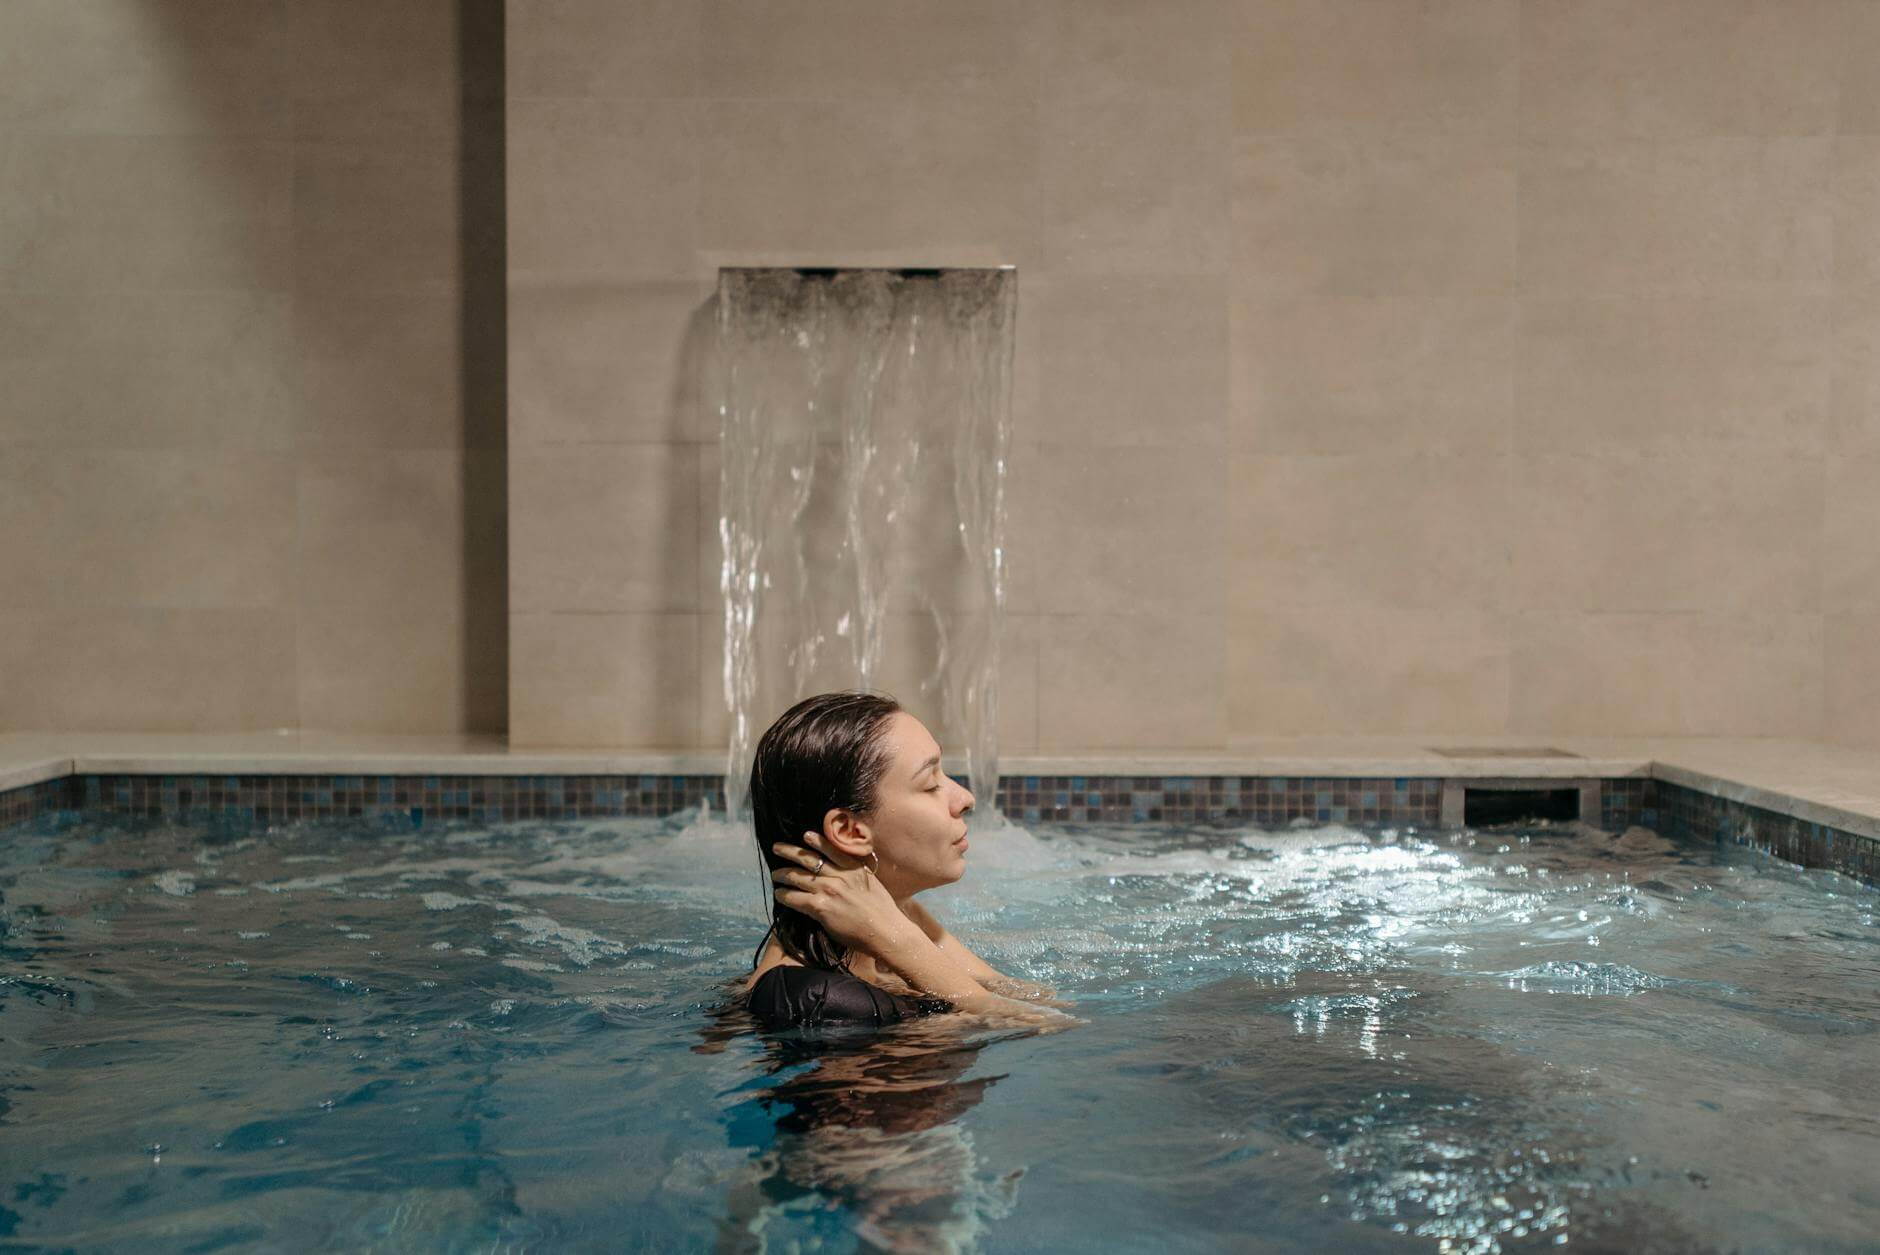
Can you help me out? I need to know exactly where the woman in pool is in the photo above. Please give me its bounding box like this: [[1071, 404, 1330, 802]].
[[744, 691, 1074, 1030]]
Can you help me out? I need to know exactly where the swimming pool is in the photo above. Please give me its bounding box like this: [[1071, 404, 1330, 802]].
[[1, 807, 1874, 1252]]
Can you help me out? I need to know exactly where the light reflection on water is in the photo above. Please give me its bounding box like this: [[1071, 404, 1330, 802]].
[[0, 809, 1875, 1253]]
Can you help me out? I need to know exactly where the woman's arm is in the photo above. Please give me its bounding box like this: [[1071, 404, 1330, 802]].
[[770, 835, 1077, 1031], [869, 915, 1076, 1029], [901, 898, 1065, 1004]]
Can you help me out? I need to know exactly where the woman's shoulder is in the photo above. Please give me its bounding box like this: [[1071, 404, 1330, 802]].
[[744, 956, 801, 995], [744, 936, 800, 994]]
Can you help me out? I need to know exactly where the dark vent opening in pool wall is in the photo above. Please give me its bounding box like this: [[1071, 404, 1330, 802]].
[[1464, 787, 1581, 827]]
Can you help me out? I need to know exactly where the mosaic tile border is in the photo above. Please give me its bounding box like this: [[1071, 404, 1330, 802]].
[[1600, 777, 1656, 831], [0, 773, 1447, 829], [993, 775, 1444, 825], [1, 774, 725, 828], [1653, 780, 1880, 885], [0, 775, 80, 830], [0, 772, 1871, 884]]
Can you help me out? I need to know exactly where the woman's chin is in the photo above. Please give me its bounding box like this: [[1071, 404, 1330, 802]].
[[917, 863, 966, 891]]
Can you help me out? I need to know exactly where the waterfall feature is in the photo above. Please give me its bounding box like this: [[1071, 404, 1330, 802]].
[[716, 267, 1017, 822]]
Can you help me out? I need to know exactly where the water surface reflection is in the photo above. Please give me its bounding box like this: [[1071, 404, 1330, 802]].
[[698, 998, 1037, 1253]]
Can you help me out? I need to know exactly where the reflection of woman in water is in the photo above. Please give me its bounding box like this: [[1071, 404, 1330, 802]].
[[696, 1014, 1034, 1253], [743, 691, 1075, 1030], [695, 691, 1077, 1252]]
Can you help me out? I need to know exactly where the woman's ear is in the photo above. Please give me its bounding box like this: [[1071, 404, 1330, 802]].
[[819, 807, 872, 860]]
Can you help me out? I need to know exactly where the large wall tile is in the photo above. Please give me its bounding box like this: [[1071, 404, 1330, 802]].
[[0, 609, 299, 732], [0, 0, 291, 136], [1234, 129, 1516, 299], [1518, 138, 1832, 296], [510, 0, 699, 100], [698, 0, 1035, 103], [1227, 603, 1509, 736], [1041, 89, 1226, 276], [1041, 0, 1230, 103], [298, 451, 467, 610], [695, 98, 1037, 264], [696, 609, 732, 751], [1825, 614, 1880, 747], [1227, 452, 1512, 611], [482, 3, 1872, 750], [0, 289, 294, 449], [1008, 269, 1045, 446], [510, 278, 716, 446], [0, 135, 291, 291], [0, 449, 295, 611], [298, 601, 475, 734], [1824, 456, 1880, 613], [1037, 613, 1226, 749], [1005, 444, 1227, 616], [295, 292, 464, 449], [461, 449, 509, 733], [508, 98, 698, 279], [992, 613, 1041, 753], [294, 141, 458, 295], [1509, 611, 1821, 736], [1832, 138, 1880, 288], [290, 0, 459, 143], [1025, 274, 1228, 447], [1832, 285, 1880, 456], [0, 3, 494, 737], [1507, 453, 1823, 614], [510, 445, 699, 612], [1230, 294, 1514, 454], [1519, 0, 1845, 140], [1234, 0, 1514, 135], [509, 611, 698, 747], [1515, 295, 1830, 455], [1838, 3, 1880, 135], [697, 438, 724, 616]]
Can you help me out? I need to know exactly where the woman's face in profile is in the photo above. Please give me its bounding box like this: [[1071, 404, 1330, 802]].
[[863, 711, 976, 897]]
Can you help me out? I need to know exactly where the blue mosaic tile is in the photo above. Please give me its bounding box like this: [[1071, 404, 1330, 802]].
[[1, 771, 1870, 884]]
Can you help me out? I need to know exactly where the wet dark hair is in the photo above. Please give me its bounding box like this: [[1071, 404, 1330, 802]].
[[748, 691, 904, 972]]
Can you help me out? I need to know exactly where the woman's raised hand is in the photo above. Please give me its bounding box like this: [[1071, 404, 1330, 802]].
[[769, 832, 911, 956], [774, 833, 1084, 1032]]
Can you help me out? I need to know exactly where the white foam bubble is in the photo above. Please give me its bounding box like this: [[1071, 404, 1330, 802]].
[[498, 914, 633, 968], [153, 870, 196, 897]]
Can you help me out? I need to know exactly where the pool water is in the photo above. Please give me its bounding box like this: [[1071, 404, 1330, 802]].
[[1, 807, 1875, 1253]]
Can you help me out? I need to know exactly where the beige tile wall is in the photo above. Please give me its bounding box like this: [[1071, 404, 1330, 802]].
[[1, 0, 505, 734], [505, 0, 1877, 752], [6, 2, 1866, 750]]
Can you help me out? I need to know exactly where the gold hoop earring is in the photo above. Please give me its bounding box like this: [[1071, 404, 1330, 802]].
[[866, 850, 880, 876]]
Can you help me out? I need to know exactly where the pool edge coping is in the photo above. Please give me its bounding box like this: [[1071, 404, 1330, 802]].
[[0, 758, 74, 794]]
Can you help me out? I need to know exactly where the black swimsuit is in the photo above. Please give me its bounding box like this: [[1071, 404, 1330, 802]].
[[746, 965, 951, 1029]]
